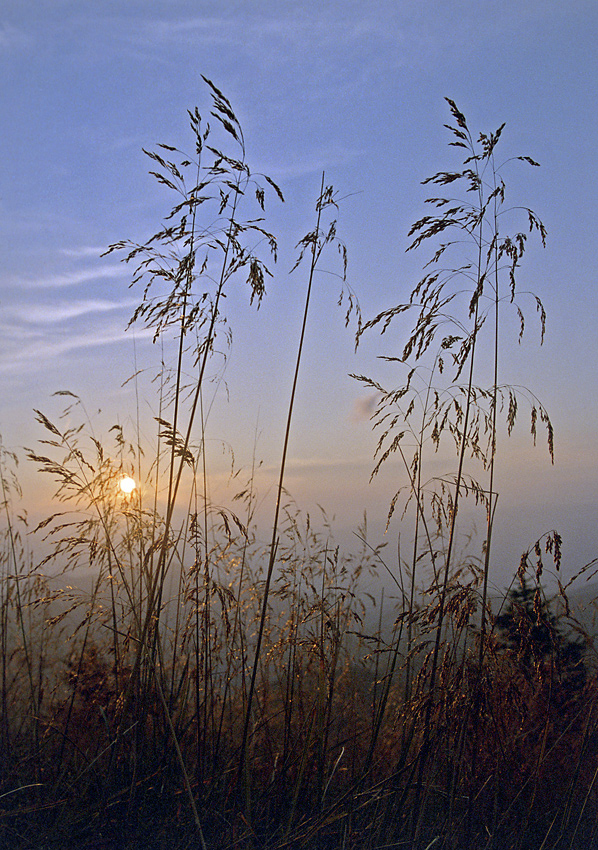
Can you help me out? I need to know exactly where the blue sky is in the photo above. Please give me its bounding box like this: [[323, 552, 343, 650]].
[[1, 0, 597, 591]]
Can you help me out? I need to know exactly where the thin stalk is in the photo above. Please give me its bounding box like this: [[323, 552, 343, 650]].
[[0, 448, 39, 780], [238, 172, 327, 785], [412, 157, 486, 846], [154, 639, 208, 850], [157, 186, 241, 576], [478, 159, 502, 670], [118, 188, 242, 745], [212, 429, 261, 780]]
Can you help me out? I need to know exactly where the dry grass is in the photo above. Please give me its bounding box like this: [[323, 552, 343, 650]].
[[0, 84, 597, 849]]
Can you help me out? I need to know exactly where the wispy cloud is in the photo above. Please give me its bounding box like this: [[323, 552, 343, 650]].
[[258, 455, 373, 477], [136, 10, 397, 53], [0, 319, 152, 376], [0, 243, 143, 377], [11, 264, 125, 290], [59, 246, 107, 259], [127, 7, 406, 89], [138, 15, 241, 47], [5, 298, 138, 325]]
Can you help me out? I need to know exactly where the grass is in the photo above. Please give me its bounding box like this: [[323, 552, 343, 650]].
[[0, 81, 597, 849]]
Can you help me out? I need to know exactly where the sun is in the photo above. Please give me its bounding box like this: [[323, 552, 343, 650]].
[[119, 476, 136, 495]]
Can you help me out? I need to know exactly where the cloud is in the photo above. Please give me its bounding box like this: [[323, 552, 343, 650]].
[[59, 246, 108, 258], [13, 264, 125, 290], [351, 392, 381, 422], [136, 8, 398, 52], [138, 15, 241, 47], [258, 454, 373, 477], [0, 319, 153, 376], [130, 7, 403, 78], [5, 298, 138, 325]]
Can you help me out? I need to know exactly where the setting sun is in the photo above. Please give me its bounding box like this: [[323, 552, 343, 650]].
[[119, 476, 136, 494]]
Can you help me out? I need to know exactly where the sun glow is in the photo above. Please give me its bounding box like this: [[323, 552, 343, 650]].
[[119, 476, 136, 494]]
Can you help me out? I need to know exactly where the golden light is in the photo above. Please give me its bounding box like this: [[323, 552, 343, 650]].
[[119, 476, 136, 495]]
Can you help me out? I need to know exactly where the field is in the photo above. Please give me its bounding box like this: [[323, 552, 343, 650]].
[[1, 81, 597, 850]]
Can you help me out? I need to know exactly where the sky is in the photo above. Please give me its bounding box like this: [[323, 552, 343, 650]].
[[1, 0, 597, 595]]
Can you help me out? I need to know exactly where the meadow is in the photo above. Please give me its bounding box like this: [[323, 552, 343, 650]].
[[1, 79, 597, 849]]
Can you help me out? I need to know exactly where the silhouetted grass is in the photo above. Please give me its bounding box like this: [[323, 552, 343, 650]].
[[0, 84, 597, 850]]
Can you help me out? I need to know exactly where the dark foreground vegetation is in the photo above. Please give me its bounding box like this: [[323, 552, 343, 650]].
[[1, 80, 597, 849]]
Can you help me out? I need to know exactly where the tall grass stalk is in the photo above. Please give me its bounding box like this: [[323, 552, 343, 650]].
[[355, 98, 553, 846], [239, 173, 340, 784]]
